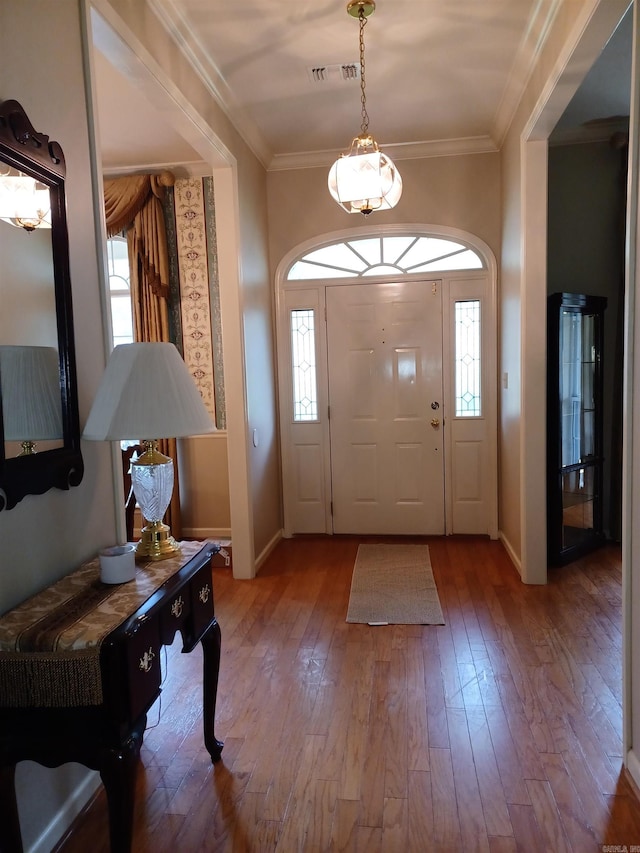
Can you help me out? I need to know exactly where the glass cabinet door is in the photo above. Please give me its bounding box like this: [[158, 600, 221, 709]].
[[548, 293, 606, 565]]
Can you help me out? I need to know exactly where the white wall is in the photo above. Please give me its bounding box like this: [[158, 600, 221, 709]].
[[0, 1, 117, 849]]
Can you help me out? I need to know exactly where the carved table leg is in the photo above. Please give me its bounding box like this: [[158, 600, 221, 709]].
[[201, 619, 224, 762], [99, 725, 144, 853], [0, 763, 23, 853]]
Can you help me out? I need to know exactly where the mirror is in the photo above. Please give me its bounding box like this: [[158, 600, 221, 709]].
[[0, 99, 83, 510]]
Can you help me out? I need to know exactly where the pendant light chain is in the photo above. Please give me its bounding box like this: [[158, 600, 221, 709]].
[[328, 0, 402, 215], [359, 8, 370, 136]]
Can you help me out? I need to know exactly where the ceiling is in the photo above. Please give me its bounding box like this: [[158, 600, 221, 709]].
[[93, 0, 632, 176]]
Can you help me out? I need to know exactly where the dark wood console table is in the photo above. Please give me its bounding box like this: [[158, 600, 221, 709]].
[[0, 540, 223, 853]]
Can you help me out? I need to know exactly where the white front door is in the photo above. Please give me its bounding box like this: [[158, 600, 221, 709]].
[[326, 280, 444, 534]]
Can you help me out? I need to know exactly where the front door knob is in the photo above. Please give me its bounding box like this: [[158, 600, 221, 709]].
[[430, 418, 440, 428]]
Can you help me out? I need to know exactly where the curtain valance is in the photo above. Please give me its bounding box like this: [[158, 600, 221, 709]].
[[104, 172, 175, 237]]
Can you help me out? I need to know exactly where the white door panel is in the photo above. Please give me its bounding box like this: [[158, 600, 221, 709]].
[[327, 281, 444, 534]]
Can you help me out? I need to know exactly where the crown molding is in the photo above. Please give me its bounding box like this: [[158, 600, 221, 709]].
[[102, 160, 212, 178], [144, 1, 548, 173], [492, 0, 563, 147], [148, 0, 273, 169], [268, 135, 499, 172]]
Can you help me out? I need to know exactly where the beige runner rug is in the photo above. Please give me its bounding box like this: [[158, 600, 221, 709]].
[[346, 544, 445, 625]]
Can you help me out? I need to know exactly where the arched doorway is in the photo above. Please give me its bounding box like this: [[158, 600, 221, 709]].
[[275, 224, 498, 539]]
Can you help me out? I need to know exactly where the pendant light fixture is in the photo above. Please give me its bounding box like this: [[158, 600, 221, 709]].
[[0, 168, 51, 232], [328, 0, 402, 215]]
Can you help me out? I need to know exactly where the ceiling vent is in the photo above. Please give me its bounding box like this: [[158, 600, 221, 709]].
[[307, 63, 360, 85]]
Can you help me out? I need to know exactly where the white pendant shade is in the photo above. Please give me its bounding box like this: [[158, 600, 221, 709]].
[[328, 148, 403, 214], [83, 342, 215, 441], [0, 346, 63, 441], [0, 174, 51, 230]]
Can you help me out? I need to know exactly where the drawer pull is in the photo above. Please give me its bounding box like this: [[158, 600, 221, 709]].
[[199, 583, 211, 604], [139, 647, 155, 673], [171, 596, 184, 619]]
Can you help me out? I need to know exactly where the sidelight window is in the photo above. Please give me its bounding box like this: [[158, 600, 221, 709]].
[[291, 309, 318, 421], [454, 300, 481, 417]]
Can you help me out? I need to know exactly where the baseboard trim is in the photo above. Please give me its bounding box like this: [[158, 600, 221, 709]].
[[183, 527, 281, 576], [627, 747, 640, 794], [34, 771, 101, 853], [255, 529, 282, 573], [498, 530, 522, 578], [182, 527, 232, 540]]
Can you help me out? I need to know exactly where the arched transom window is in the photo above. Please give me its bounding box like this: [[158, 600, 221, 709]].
[[287, 235, 483, 280]]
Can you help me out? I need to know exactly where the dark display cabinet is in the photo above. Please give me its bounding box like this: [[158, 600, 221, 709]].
[[547, 293, 607, 566]]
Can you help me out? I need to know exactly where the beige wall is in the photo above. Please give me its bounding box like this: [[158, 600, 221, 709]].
[[498, 129, 524, 565], [0, 227, 58, 345], [267, 153, 502, 282], [179, 435, 231, 536], [235, 144, 281, 560], [0, 0, 117, 848]]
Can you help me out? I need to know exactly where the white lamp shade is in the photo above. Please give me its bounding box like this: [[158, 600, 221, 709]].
[[83, 342, 215, 441], [0, 174, 51, 229], [0, 345, 63, 440], [328, 150, 402, 214]]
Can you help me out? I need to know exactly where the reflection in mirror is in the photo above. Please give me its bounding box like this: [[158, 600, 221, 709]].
[[0, 346, 63, 456], [0, 168, 52, 230], [0, 194, 64, 459], [0, 98, 83, 510]]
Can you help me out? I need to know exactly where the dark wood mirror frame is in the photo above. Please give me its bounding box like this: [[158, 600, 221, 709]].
[[0, 99, 83, 510]]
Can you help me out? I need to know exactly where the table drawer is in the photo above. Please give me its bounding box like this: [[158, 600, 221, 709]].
[[160, 586, 192, 644], [189, 562, 215, 640], [126, 616, 162, 722]]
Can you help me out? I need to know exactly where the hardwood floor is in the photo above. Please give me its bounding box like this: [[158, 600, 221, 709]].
[[57, 535, 640, 852]]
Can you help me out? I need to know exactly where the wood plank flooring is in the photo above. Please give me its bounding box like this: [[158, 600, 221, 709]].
[[57, 535, 640, 852]]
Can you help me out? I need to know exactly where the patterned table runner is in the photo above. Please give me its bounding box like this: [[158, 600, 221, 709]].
[[0, 541, 213, 708]]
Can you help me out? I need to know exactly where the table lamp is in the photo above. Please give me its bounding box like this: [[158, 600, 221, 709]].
[[0, 345, 63, 455], [83, 342, 215, 561]]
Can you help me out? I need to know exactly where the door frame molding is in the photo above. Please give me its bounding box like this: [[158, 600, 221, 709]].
[[275, 223, 499, 539]]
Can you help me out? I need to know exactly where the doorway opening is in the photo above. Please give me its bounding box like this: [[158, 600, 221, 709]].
[[276, 225, 498, 539]]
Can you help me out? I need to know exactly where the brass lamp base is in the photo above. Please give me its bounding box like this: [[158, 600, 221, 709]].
[[136, 521, 181, 561]]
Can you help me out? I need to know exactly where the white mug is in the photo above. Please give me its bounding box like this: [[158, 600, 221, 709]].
[[99, 544, 136, 584]]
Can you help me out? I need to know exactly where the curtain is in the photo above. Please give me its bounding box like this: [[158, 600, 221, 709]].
[[103, 172, 182, 539]]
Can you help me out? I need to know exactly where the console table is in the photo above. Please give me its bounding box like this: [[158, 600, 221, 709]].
[[0, 540, 223, 853]]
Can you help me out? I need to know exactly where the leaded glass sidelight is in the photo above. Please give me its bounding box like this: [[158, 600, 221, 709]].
[[455, 300, 481, 417], [290, 309, 318, 421]]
